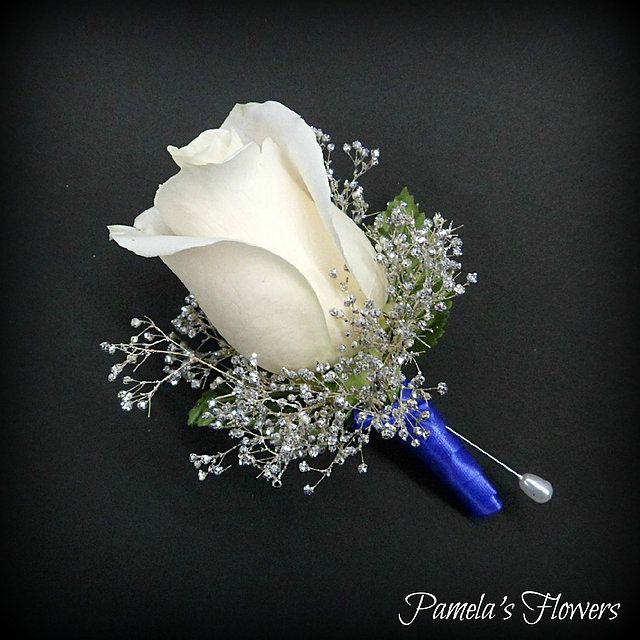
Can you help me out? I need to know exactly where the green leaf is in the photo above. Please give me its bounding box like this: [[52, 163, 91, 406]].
[[344, 371, 370, 391], [418, 299, 453, 351], [376, 188, 456, 353], [381, 186, 426, 231], [187, 384, 234, 427], [187, 391, 215, 426]]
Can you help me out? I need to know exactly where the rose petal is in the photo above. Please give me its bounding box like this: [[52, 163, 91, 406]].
[[161, 241, 338, 372], [330, 204, 388, 308], [167, 127, 244, 167], [108, 208, 218, 257], [221, 101, 341, 247], [108, 208, 346, 370]]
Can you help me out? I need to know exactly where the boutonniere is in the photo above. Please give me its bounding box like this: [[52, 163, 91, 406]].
[[103, 101, 552, 513]]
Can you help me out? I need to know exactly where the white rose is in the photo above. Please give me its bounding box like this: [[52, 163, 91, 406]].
[[108, 101, 387, 373]]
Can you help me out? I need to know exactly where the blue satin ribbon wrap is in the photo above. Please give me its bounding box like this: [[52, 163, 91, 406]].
[[354, 388, 502, 516]]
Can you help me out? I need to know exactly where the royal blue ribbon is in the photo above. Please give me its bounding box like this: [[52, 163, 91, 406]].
[[354, 388, 502, 516]]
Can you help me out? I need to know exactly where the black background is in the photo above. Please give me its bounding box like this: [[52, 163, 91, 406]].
[[3, 2, 638, 638]]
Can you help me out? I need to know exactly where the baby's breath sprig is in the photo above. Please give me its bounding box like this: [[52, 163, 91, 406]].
[[312, 126, 379, 225], [100, 298, 234, 415], [102, 132, 475, 493]]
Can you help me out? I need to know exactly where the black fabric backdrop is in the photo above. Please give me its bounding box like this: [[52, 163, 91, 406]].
[[3, 2, 638, 639]]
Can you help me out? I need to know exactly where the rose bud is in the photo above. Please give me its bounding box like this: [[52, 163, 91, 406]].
[[108, 101, 387, 372]]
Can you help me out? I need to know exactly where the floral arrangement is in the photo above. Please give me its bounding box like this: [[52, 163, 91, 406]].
[[103, 101, 551, 509]]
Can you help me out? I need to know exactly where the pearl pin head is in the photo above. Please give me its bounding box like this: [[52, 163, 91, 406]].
[[519, 473, 553, 503]]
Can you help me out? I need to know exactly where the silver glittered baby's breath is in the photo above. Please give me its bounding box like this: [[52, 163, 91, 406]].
[[103, 131, 475, 493]]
